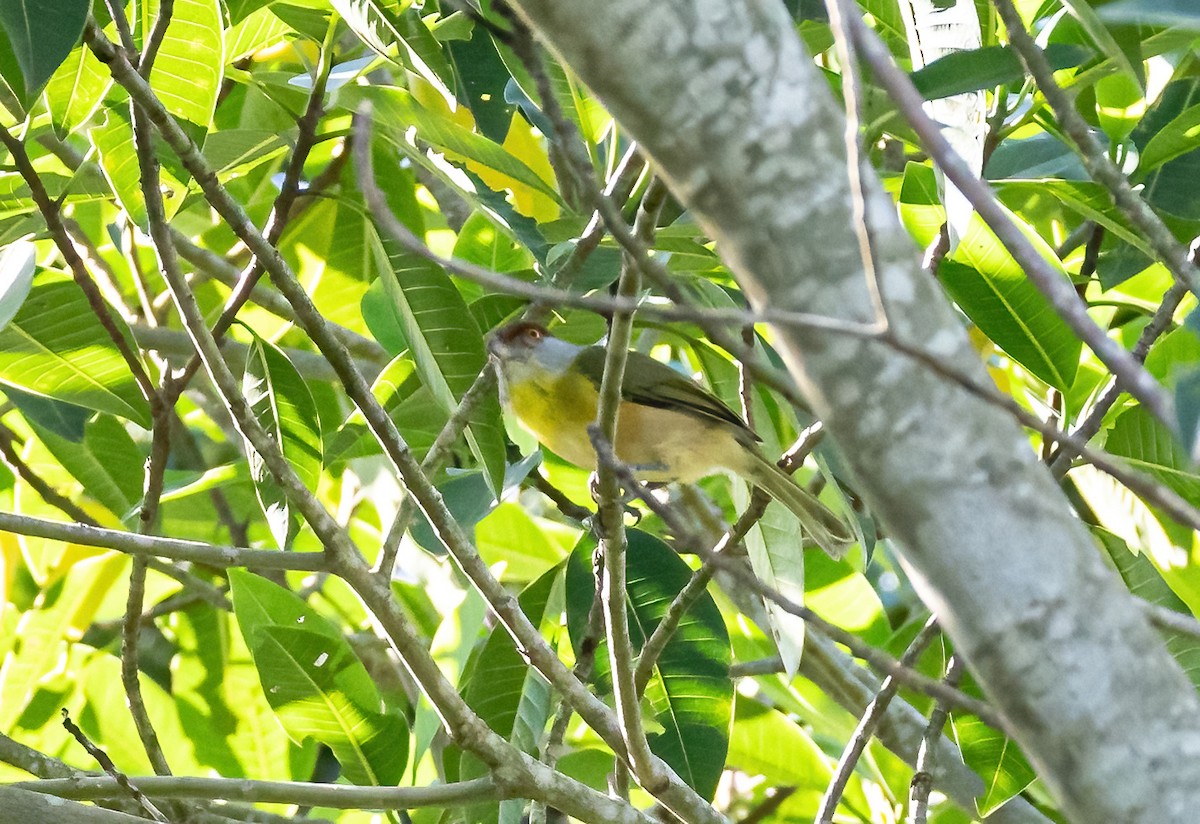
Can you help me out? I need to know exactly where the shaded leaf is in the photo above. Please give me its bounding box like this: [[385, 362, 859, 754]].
[[0, 0, 89, 97], [566, 529, 733, 801], [912, 43, 1090, 100]]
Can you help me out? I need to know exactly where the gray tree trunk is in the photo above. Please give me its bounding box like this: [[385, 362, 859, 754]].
[[508, 1, 1200, 821]]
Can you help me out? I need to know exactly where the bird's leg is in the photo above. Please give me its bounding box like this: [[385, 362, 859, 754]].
[[587, 470, 644, 525]]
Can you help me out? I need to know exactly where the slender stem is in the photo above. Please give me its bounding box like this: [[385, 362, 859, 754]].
[[17, 775, 500, 809], [816, 616, 940, 823], [60, 710, 169, 822], [0, 509, 328, 569], [824, 0, 888, 327], [590, 196, 655, 784], [138, 0, 175, 77], [910, 655, 964, 824]]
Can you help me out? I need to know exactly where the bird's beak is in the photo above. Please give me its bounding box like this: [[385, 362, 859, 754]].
[[485, 333, 503, 358]]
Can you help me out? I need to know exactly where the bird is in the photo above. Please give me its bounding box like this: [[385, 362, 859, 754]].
[[487, 321, 854, 557]]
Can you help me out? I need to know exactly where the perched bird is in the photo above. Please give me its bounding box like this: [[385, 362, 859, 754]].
[[487, 322, 853, 557]]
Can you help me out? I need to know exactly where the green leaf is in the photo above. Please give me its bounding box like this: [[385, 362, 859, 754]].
[[1105, 405, 1200, 509], [952, 712, 1036, 815], [0, 553, 128, 731], [0, 0, 89, 98], [329, 0, 414, 63], [1100, 0, 1200, 29], [996, 179, 1152, 257], [898, 161, 946, 249], [911, 43, 1090, 101], [253, 626, 408, 786], [173, 606, 316, 780], [229, 568, 342, 644], [228, 569, 407, 785], [241, 334, 323, 550], [1060, 0, 1143, 88], [0, 239, 35, 331], [224, 6, 291, 60], [340, 85, 561, 203], [43, 44, 112, 137], [372, 232, 507, 495], [461, 565, 561, 824], [2, 384, 89, 441], [82, 652, 200, 776], [146, 0, 224, 128], [409, 453, 539, 554], [1138, 104, 1200, 176], [31, 413, 143, 522], [943, 206, 1082, 389], [453, 211, 533, 273], [739, 487, 806, 678], [726, 695, 831, 788], [0, 275, 151, 427], [90, 105, 189, 230], [566, 529, 733, 801], [1094, 528, 1200, 689], [447, 27, 518, 144], [475, 502, 572, 582]]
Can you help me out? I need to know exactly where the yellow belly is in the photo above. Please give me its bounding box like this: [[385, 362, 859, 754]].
[[506, 369, 744, 481]]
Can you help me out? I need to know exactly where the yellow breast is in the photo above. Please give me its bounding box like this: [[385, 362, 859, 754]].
[[506, 367, 601, 467]]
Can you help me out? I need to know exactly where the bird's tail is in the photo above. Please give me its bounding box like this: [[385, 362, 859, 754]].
[[741, 449, 855, 559]]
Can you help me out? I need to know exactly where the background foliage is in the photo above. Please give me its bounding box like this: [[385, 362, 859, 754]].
[[0, 0, 1198, 822]]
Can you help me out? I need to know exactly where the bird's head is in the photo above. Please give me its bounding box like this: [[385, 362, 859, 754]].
[[487, 322, 581, 377]]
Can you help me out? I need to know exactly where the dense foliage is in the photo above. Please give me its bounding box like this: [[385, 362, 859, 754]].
[[0, 0, 1199, 822]]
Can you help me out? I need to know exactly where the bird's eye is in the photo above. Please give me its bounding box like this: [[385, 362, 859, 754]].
[[525, 327, 542, 342]]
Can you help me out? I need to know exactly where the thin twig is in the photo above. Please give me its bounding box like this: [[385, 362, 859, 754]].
[[0, 509, 328, 569], [910, 655, 964, 824], [60, 710, 169, 822], [589, 177, 657, 783], [138, 0, 175, 77], [17, 773, 501, 810], [816, 616, 940, 823], [824, 0, 889, 326]]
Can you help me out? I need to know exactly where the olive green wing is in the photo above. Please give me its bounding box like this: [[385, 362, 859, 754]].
[[574, 345, 756, 437]]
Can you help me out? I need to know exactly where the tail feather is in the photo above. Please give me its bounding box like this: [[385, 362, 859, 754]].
[[742, 450, 855, 559]]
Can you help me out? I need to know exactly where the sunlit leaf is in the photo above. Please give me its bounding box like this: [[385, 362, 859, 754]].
[[241, 334, 323, 550], [0, 275, 150, 427], [146, 0, 224, 128]]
